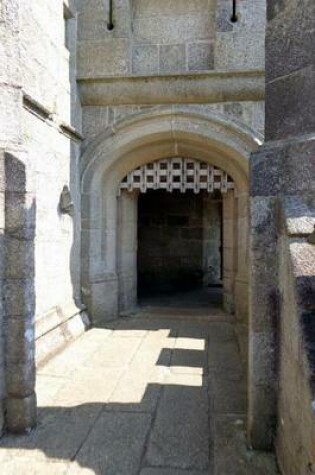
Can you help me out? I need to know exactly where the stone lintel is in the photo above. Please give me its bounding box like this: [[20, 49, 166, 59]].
[[78, 70, 265, 106]]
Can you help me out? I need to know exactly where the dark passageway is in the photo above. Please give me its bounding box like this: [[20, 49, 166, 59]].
[[137, 190, 223, 299]]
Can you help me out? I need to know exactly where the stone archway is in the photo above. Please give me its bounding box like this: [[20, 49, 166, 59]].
[[81, 106, 262, 326]]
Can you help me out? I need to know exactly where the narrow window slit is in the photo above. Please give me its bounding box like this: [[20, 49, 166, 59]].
[[231, 0, 238, 22]]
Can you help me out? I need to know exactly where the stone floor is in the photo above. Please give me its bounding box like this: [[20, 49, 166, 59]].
[[0, 294, 278, 474]]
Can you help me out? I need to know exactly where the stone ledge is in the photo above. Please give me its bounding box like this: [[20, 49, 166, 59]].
[[284, 196, 315, 237], [35, 300, 88, 340], [36, 310, 90, 367], [78, 70, 265, 106], [22, 92, 83, 142]]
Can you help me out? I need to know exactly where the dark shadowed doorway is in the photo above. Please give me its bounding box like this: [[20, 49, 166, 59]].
[[137, 190, 222, 300]]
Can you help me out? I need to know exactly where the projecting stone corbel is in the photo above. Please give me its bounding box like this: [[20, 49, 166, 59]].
[[59, 185, 74, 216]]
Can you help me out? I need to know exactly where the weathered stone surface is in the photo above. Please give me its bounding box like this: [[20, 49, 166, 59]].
[[141, 470, 209, 475], [0, 0, 268, 452], [159, 44, 186, 73], [78, 71, 265, 105], [146, 381, 210, 470], [133, 15, 214, 45], [72, 412, 152, 475], [188, 42, 214, 71], [132, 45, 159, 75], [215, 32, 265, 71], [134, 0, 210, 16], [77, 39, 131, 77], [5, 394, 37, 434], [2, 404, 101, 459], [214, 415, 277, 475], [266, 1, 315, 81], [266, 65, 315, 141], [284, 195, 315, 236], [0, 309, 277, 473]]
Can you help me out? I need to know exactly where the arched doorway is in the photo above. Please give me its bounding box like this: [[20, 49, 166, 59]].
[[118, 157, 235, 311], [81, 106, 262, 326]]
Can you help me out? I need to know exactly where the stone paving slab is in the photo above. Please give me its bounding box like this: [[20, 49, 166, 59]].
[[213, 377, 247, 414], [0, 458, 69, 475], [0, 308, 278, 475], [52, 368, 125, 407], [146, 377, 210, 471], [214, 414, 278, 475], [140, 469, 210, 475], [84, 336, 142, 368], [70, 411, 152, 475], [0, 405, 102, 462]]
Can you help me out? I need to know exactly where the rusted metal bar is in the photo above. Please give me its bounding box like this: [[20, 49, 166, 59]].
[[231, 0, 238, 22], [107, 0, 114, 30]]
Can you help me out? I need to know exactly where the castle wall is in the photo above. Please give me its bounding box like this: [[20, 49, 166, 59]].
[[18, 0, 86, 364], [76, 0, 265, 140], [249, 0, 315, 457], [77, 0, 265, 77], [0, 0, 87, 433], [77, 0, 265, 328], [0, 0, 23, 435], [276, 224, 315, 475], [0, 0, 265, 433]]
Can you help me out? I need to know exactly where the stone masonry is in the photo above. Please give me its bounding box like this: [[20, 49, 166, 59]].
[[0, 299, 278, 474], [0, 1, 314, 474], [248, 0, 315, 473]]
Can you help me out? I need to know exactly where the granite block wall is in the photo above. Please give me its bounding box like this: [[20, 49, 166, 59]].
[[0, 0, 86, 432], [77, 0, 265, 78], [19, 0, 85, 363], [0, 0, 23, 435], [82, 101, 265, 142], [277, 227, 315, 475], [249, 0, 315, 455], [0, 152, 6, 434]]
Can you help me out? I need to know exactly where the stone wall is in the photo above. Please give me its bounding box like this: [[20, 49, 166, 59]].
[[77, 0, 264, 329], [249, 0, 315, 456], [0, 152, 6, 434], [0, 0, 23, 435], [82, 101, 265, 142], [77, 0, 265, 77], [18, 0, 87, 364], [276, 207, 315, 474], [0, 0, 86, 432]]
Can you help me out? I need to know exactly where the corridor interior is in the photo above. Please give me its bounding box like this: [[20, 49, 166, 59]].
[[0, 294, 278, 474], [137, 189, 222, 299]]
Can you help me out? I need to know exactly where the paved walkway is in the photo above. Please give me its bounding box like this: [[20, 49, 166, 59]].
[[0, 300, 278, 474]]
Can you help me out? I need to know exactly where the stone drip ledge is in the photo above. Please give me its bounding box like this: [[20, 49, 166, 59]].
[[36, 303, 90, 367], [22, 93, 83, 142], [78, 69, 265, 106]]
